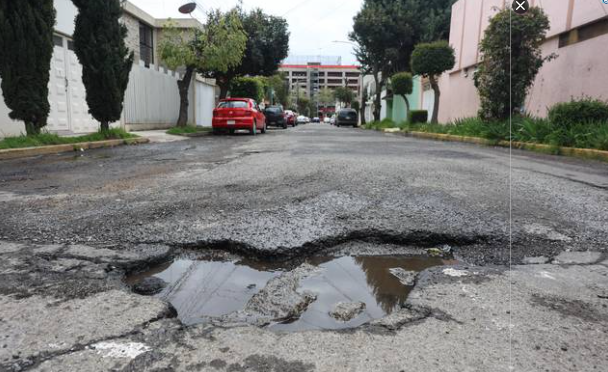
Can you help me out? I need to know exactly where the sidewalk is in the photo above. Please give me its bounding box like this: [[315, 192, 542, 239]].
[[131, 130, 189, 143]]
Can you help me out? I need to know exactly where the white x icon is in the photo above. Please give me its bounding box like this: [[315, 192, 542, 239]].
[[515, 1, 526, 10]]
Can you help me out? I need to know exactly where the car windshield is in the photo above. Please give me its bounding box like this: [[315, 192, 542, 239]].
[[265, 107, 282, 113], [218, 101, 248, 108]]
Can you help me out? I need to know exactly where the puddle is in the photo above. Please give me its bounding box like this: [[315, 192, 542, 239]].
[[127, 253, 453, 331]]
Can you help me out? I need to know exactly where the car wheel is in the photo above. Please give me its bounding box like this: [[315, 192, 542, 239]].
[[261, 122, 267, 134], [283, 123, 288, 129], [251, 121, 257, 136]]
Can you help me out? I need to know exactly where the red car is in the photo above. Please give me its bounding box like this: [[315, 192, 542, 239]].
[[212, 98, 267, 135]]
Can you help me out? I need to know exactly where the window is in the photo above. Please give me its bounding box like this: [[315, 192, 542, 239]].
[[53, 35, 63, 47], [139, 22, 154, 68], [218, 100, 248, 108], [328, 72, 343, 77], [345, 72, 360, 77], [559, 18, 608, 48]]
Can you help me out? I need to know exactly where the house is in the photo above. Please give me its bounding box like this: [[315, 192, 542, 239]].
[[0, 0, 217, 138], [437, 0, 608, 123]]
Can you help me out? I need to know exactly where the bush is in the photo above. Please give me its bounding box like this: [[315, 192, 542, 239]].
[[408, 110, 428, 124], [364, 119, 397, 130], [229, 77, 264, 102], [474, 7, 552, 120], [548, 98, 608, 129]]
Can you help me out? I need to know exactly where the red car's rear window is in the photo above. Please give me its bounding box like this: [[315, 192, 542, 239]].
[[218, 101, 249, 108]]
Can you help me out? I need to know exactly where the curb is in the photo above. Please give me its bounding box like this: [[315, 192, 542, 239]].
[[381, 129, 608, 162], [0, 137, 150, 161], [175, 132, 213, 138]]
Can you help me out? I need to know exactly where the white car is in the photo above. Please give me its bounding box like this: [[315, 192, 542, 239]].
[[297, 115, 307, 124], [323, 117, 331, 124]]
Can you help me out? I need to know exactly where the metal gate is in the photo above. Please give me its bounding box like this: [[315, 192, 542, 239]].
[[47, 34, 98, 134]]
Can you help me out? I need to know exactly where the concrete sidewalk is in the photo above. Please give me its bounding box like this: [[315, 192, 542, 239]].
[[131, 130, 189, 143]]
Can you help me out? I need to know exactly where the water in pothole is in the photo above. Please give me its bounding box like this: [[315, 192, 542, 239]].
[[127, 253, 453, 331]]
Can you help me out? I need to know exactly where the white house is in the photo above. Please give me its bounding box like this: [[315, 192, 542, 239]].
[[0, 0, 217, 138]]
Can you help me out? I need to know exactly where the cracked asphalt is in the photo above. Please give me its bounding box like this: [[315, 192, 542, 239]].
[[1, 124, 607, 371]]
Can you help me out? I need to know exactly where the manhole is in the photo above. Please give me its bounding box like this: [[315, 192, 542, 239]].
[[126, 252, 454, 331]]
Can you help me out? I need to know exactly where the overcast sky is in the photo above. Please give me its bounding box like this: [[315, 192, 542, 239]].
[[130, 0, 363, 65]]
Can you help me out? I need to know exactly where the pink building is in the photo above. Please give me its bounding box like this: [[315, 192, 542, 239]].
[[438, 0, 608, 123]]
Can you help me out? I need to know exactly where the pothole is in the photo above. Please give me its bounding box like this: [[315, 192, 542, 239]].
[[126, 251, 456, 331]]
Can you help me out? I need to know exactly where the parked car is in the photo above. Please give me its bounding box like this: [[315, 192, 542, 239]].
[[284, 110, 296, 127], [335, 109, 358, 127], [212, 98, 266, 135], [330, 116, 336, 125], [323, 117, 331, 124], [264, 106, 287, 129], [296, 115, 308, 125], [312, 117, 320, 123]]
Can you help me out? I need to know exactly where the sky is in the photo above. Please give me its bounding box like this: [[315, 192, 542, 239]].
[[129, 0, 364, 65]]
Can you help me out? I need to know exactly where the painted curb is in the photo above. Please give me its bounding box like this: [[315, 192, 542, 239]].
[[0, 137, 150, 161], [381, 129, 608, 162]]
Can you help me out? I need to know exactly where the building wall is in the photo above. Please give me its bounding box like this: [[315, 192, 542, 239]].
[[438, 0, 608, 123], [122, 12, 141, 63]]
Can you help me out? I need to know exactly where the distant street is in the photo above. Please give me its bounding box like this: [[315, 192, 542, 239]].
[[1, 124, 607, 371]]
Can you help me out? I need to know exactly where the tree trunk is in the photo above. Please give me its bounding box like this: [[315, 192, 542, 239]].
[[402, 95, 410, 119], [176, 66, 194, 128], [219, 80, 229, 100], [100, 121, 110, 133], [360, 101, 367, 126], [24, 121, 41, 136], [429, 75, 440, 124]]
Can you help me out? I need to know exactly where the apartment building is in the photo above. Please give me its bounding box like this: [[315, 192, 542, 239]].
[[279, 56, 362, 116]]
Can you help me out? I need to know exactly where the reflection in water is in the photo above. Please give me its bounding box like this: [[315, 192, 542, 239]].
[[354, 256, 445, 313], [127, 254, 449, 331]]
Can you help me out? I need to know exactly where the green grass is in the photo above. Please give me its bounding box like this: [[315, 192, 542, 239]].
[[166, 126, 213, 135], [0, 128, 137, 150], [365, 116, 608, 151]]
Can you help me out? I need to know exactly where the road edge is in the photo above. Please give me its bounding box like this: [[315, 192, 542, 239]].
[[0, 137, 150, 161]]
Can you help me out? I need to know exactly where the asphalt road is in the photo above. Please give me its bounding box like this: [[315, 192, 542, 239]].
[[0, 124, 607, 371]]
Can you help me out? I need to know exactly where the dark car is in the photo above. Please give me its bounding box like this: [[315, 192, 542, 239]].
[[263, 106, 287, 129], [335, 109, 358, 127]]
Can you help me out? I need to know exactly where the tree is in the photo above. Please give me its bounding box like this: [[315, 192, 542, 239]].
[[230, 77, 264, 102], [263, 73, 290, 107], [360, 83, 369, 125], [474, 7, 553, 120], [318, 88, 335, 107], [416, 0, 458, 42], [71, 0, 133, 132], [411, 41, 455, 123], [297, 95, 311, 116], [160, 10, 247, 127], [391, 72, 413, 114], [334, 86, 354, 107], [0, 0, 55, 135], [212, 8, 290, 99]]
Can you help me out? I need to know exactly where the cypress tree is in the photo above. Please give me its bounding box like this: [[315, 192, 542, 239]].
[[71, 0, 133, 132], [0, 0, 55, 136]]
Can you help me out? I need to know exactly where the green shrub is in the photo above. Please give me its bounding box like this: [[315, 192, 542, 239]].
[[408, 110, 428, 124], [364, 119, 397, 130], [229, 77, 264, 102], [548, 98, 608, 129]]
